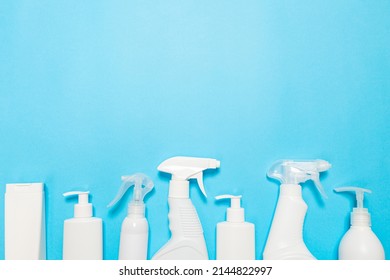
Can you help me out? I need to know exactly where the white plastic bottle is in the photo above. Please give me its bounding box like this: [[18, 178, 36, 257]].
[[215, 194, 255, 260], [334, 186, 385, 260], [62, 191, 103, 260], [263, 159, 331, 260], [107, 173, 154, 260], [5, 183, 46, 260], [152, 156, 220, 260]]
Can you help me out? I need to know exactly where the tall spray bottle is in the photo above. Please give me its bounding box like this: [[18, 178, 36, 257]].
[[107, 173, 154, 260], [334, 187, 385, 260], [263, 159, 331, 260], [152, 156, 220, 260]]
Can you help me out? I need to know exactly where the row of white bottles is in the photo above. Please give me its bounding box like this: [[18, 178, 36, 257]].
[[59, 157, 385, 260]]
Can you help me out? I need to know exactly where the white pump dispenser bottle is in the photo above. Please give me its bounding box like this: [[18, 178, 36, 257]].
[[263, 159, 331, 260], [62, 191, 103, 260], [107, 173, 154, 260], [334, 186, 385, 260], [152, 156, 220, 260], [215, 194, 255, 260]]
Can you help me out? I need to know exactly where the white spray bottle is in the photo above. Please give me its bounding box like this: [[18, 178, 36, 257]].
[[263, 159, 331, 260], [107, 173, 154, 260], [152, 156, 220, 260], [334, 186, 385, 260]]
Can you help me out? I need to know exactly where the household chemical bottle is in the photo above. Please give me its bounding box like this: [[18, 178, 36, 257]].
[[5, 183, 46, 260], [62, 191, 103, 260], [152, 156, 220, 260], [334, 186, 385, 260], [107, 173, 154, 260], [215, 194, 255, 260], [263, 159, 331, 260]]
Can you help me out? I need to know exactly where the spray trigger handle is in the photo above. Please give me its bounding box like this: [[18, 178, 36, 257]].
[[189, 172, 206, 197]]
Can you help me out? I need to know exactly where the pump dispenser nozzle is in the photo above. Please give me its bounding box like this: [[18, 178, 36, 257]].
[[107, 173, 154, 215], [63, 191, 92, 218], [215, 195, 244, 222], [334, 186, 372, 226], [267, 159, 331, 198]]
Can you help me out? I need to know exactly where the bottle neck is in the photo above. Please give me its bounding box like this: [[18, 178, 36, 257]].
[[74, 203, 92, 218], [280, 184, 302, 196], [351, 208, 371, 227], [128, 203, 145, 218], [168, 180, 189, 198], [226, 208, 245, 223]]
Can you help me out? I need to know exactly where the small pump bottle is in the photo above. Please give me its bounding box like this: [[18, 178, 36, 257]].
[[215, 195, 255, 260], [334, 187, 385, 260], [107, 173, 154, 260], [62, 191, 103, 260]]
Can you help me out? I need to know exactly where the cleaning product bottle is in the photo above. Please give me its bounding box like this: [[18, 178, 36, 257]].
[[107, 173, 154, 260], [215, 194, 255, 260], [263, 159, 331, 260], [5, 183, 46, 260], [62, 191, 103, 260], [334, 186, 385, 260], [152, 156, 220, 260]]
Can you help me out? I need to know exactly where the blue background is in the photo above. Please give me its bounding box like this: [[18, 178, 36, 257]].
[[0, 1, 389, 260]]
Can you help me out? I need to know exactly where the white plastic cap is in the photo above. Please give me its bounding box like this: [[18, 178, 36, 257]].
[[63, 191, 92, 218], [215, 194, 245, 223], [334, 186, 372, 226]]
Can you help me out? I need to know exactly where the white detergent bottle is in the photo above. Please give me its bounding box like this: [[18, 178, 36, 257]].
[[62, 191, 103, 260], [107, 173, 154, 260], [334, 186, 385, 260], [215, 194, 255, 260], [152, 156, 220, 260], [263, 159, 331, 260]]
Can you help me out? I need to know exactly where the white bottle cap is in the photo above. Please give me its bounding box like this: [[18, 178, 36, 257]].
[[63, 191, 92, 218], [215, 194, 245, 223]]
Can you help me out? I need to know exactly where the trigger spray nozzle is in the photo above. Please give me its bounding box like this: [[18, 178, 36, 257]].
[[107, 173, 154, 215], [158, 156, 220, 198], [267, 159, 331, 198]]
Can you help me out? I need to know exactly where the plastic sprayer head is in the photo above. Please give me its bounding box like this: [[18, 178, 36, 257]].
[[107, 173, 154, 215], [334, 186, 372, 226], [158, 156, 220, 198], [267, 159, 331, 198]]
